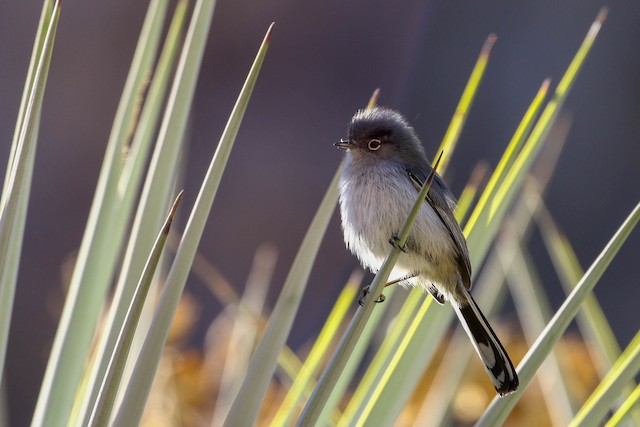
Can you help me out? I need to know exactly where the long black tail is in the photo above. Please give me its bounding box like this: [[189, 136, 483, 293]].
[[453, 287, 519, 396]]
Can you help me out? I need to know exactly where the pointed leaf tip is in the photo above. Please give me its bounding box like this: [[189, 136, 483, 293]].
[[469, 161, 489, 188], [264, 23, 275, 44], [426, 151, 444, 186], [481, 34, 497, 56], [588, 7, 608, 37], [433, 150, 444, 171], [367, 88, 381, 109], [596, 7, 609, 23], [163, 190, 185, 234], [171, 190, 185, 216]]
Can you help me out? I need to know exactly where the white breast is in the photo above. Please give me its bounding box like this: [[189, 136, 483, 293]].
[[338, 156, 455, 284]]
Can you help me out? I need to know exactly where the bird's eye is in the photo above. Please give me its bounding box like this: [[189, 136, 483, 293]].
[[368, 139, 382, 151]]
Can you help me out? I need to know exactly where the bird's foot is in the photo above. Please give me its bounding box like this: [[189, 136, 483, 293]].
[[358, 286, 386, 306], [388, 235, 408, 253]]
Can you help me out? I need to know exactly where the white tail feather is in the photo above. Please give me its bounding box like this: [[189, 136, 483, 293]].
[[452, 287, 519, 396]]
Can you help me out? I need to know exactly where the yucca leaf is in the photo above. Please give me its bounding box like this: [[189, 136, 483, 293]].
[[366, 88, 381, 109], [31, 1, 170, 425], [88, 192, 183, 427], [271, 272, 361, 427], [500, 237, 575, 425], [605, 384, 640, 427], [570, 331, 640, 427], [480, 9, 607, 239], [535, 200, 624, 370], [113, 22, 272, 427], [317, 287, 398, 427], [73, 2, 189, 423], [456, 162, 489, 228], [0, 0, 60, 380], [337, 289, 424, 426], [476, 200, 640, 426], [210, 244, 278, 426], [533, 190, 640, 426], [225, 148, 340, 426], [414, 114, 571, 426], [1, 0, 53, 206], [436, 34, 496, 170], [463, 77, 550, 235]]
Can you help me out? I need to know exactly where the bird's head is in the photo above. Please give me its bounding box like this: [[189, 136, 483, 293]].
[[335, 107, 428, 167]]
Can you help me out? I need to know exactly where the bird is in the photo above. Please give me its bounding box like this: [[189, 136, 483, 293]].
[[335, 106, 519, 396]]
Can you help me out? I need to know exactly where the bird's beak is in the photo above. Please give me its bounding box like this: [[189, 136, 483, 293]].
[[334, 139, 353, 149]]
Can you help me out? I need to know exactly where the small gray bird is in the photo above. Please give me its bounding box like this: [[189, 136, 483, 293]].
[[335, 106, 519, 396]]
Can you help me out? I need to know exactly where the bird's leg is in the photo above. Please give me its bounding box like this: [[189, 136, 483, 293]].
[[384, 272, 417, 288], [388, 235, 408, 253], [359, 236, 409, 304], [358, 273, 418, 306]]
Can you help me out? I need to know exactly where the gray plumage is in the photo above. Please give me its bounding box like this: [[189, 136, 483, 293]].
[[336, 106, 519, 396]]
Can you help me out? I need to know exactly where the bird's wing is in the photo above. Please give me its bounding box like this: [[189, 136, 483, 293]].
[[407, 168, 472, 290]]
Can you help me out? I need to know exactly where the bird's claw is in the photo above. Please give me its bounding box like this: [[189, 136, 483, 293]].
[[358, 286, 386, 306], [389, 236, 408, 253]]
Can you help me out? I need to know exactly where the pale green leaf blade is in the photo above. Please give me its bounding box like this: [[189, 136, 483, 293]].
[[535, 200, 624, 369], [534, 193, 640, 426], [471, 9, 607, 261], [500, 237, 575, 425], [337, 289, 423, 426], [225, 153, 341, 427], [464, 78, 550, 235], [605, 384, 640, 427], [476, 200, 640, 427], [88, 192, 183, 427], [317, 287, 398, 427], [113, 22, 272, 427], [437, 34, 496, 170], [1, 0, 53, 206], [73, 3, 190, 423], [0, 0, 60, 379], [31, 1, 171, 425], [270, 272, 361, 427], [211, 244, 278, 427], [570, 331, 640, 427], [456, 162, 489, 227]]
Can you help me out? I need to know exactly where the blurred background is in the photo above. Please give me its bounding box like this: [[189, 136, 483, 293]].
[[1, 0, 639, 425]]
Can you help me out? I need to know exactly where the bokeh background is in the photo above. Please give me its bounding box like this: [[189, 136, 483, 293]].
[[1, 0, 639, 425]]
